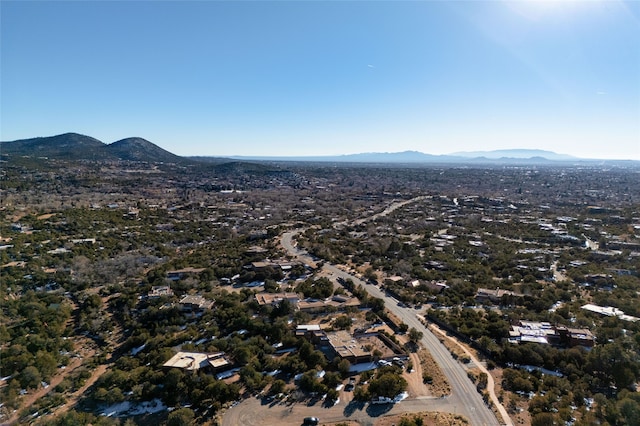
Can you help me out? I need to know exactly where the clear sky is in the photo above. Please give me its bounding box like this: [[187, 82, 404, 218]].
[[2, 1, 639, 159]]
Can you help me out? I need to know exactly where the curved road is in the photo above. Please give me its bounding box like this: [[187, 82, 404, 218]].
[[282, 231, 501, 426]]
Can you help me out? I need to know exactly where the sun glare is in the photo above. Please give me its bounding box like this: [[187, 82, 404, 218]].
[[505, 0, 601, 21]]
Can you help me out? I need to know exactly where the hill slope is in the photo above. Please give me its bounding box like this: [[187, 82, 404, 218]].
[[0, 133, 106, 160], [1, 133, 191, 163], [106, 137, 185, 163]]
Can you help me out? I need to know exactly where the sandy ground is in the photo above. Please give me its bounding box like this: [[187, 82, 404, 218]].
[[321, 411, 470, 426], [404, 353, 430, 397]]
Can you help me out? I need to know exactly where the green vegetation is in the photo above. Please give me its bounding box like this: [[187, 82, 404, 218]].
[[1, 155, 639, 424]]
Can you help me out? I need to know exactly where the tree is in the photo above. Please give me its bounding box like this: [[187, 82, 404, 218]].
[[337, 359, 351, 377], [529, 395, 552, 416], [476, 372, 488, 391], [408, 327, 423, 343], [166, 408, 195, 426], [34, 350, 57, 380], [368, 371, 407, 398], [368, 297, 385, 314], [587, 341, 639, 390], [19, 366, 42, 389], [299, 371, 321, 393], [325, 388, 339, 404], [270, 379, 286, 395], [49, 411, 119, 426], [239, 365, 265, 392], [531, 413, 557, 426], [617, 395, 640, 426], [364, 267, 378, 282], [353, 386, 370, 402], [264, 279, 279, 293], [299, 341, 327, 370], [322, 371, 342, 389], [333, 315, 353, 330], [399, 416, 425, 426]]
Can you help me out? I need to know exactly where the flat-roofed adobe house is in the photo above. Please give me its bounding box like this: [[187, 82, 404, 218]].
[[249, 260, 302, 273], [424, 281, 449, 293], [255, 292, 301, 306], [475, 287, 524, 304], [163, 351, 231, 373], [582, 303, 639, 322], [324, 330, 405, 364], [297, 295, 361, 313], [326, 330, 373, 364], [148, 285, 173, 298], [295, 324, 328, 344], [250, 261, 275, 271], [508, 320, 595, 349], [508, 321, 556, 345], [556, 326, 595, 348], [178, 294, 214, 312]]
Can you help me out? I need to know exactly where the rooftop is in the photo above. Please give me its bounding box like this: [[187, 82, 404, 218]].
[[163, 351, 229, 371], [582, 303, 639, 322], [255, 292, 300, 305], [179, 295, 214, 309], [326, 330, 371, 360]]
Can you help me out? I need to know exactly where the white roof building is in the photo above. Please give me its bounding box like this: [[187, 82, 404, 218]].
[[582, 303, 639, 322]]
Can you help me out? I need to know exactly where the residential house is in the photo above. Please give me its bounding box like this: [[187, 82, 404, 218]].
[[163, 351, 231, 373], [476, 287, 524, 304], [297, 295, 361, 313], [255, 292, 301, 307], [179, 294, 214, 313], [148, 286, 174, 298], [508, 320, 595, 348]]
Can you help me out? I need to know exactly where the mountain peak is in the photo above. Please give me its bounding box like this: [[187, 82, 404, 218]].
[[110, 137, 154, 146], [1, 133, 188, 164], [105, 137, 184, 163], [0, 133, 105, 160]]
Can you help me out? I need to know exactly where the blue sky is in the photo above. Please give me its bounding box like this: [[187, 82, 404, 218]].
[[2, 1, 639, 159]]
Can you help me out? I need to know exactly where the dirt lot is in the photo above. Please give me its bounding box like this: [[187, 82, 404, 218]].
[[415, 349, 450, 397], [403, 353, 430, 397], [322, 411, 469, 426]]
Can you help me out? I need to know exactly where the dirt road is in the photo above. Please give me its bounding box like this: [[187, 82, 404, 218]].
[[3, 357, 84, 425]]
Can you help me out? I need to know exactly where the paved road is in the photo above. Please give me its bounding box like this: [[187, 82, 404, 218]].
[[282, 231, 501, 426], [431, 325, 513, 426], [351, 196, 429, 226]]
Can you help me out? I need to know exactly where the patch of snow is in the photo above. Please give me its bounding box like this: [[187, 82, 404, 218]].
[[131, 344, 146, 356], [394, 391, 409, 403], [101, 399, 167, 417]]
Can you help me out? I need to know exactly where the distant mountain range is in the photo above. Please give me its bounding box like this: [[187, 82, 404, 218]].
[[1, 133, 636, 165], [450, 149, 576, 161], [227, 149, 581, 164]]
